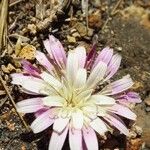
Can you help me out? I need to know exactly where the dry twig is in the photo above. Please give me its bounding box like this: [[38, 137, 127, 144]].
[[9, 0, 24, 7], [0, 72, 30, 131], [102, 0, 123, 30]]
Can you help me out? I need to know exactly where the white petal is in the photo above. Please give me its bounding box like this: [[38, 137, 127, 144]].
[[90, 118, 107, 135], [82, 104, 97, 120], [42, 96, 65, 107], [31, 109, 54, 133], [69, 128, 82, 150], [83, 127, 98, 150], [86, 61, 107, 88], [97, 106, 107, 117], [49, 127, 68, 150], [66, 51, 78, 85], [91, 95, 115, 105], [40, 71, 62, 89], [72, 109, 83, 129], [17, 98, 42, 107], [11, 73, 49, 95], [74, 46, 86, 68], [53, 118, 69, 133], [74, 68, 87, 88], [76, 89, 93, 102], [16, 98, 43, 113]]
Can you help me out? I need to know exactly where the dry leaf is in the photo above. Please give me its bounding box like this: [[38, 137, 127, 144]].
[[18, 44, 36, 60]]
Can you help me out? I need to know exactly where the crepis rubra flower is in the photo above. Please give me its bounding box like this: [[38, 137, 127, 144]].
[[11, 35, 141, 150]]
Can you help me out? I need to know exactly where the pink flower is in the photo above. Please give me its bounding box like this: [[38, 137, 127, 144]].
[[11, 35, 141, 150]]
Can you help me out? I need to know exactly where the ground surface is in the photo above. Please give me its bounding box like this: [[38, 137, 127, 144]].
[[0, 0, 150, 150]]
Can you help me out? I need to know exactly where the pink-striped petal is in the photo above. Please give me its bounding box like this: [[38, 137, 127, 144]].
[[16, 98, 43, 113], [101, 75, 134, 95], [21, 60, 41, 76], [43, 39, 53, 58], [69, 128, 82, 150], [117, 92, 142, 104], [85, 43, 97, 69], [125, 92, 142, 103], [104, 54, 121, 81], [36, 51, 53, 72], [83, 127, 98, 150], [108, 104, 136, 120], [86, 61, 107, 88], [93, 47, 113, 68], [104, 114, 129, 135], [49, 126, 68, 150], [48, 35, 66, 67], [35, 108, 49, 117], [30, 109, 54, 133]]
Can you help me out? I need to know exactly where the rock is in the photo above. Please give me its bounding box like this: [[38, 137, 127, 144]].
[[70, 29, 77, 34], [72, 32, 81, 38], [129, 131, 137, 139], [90, 0, 101, 7], [1, 64, 16, 73], [144, 97, 150, 106], [145, 107, 150, 112], [117, 47, 123, 51], [134, 126, 143, 136], [27, 24, 37, 34], [129, 125, 143, 139], [87, 28, 94, 37], [144, 97, 150, 112], [67, 35, 76, 44], [75, 22, 87, 37]]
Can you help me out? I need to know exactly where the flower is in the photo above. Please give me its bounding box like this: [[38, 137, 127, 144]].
[[11, 35, 141, 150]]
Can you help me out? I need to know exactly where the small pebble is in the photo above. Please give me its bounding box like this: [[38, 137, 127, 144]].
[[72, 32, 81, 38], [75, 22, 87, 37], [67, 36, 76, 44], [87, 28, 94, 37], [134, 125, 143, 136], [117, 47, 123, 51], [129, 131, 137, 138], [144, 97, 150, 106]]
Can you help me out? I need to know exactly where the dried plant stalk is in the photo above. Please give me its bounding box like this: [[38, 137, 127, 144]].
[[0, 0, 8, 53], [0, 73, 30, 131]]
